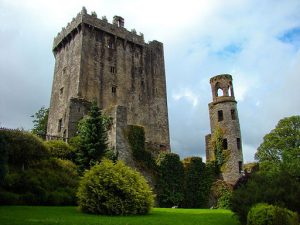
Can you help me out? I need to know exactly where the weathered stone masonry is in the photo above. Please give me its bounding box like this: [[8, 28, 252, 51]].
[[205, 74, 243, 185], [47, 7, 170, 163]]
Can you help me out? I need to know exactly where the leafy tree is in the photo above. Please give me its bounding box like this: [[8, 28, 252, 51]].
[[45, 140, 75, 161], [31, 107, 49, 139], [156, 153, 184, 207], [0, 134, 8, 185], [255, 115, 300, 177], [75, 102, 108, 172]]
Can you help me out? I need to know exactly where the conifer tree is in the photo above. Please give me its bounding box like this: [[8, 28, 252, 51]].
[[76, 102, 108, 172]]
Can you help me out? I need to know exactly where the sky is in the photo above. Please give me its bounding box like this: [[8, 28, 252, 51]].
[[1, 0, 300, 162]]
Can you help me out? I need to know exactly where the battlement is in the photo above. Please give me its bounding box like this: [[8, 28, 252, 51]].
[[53, 7, 145, 53]]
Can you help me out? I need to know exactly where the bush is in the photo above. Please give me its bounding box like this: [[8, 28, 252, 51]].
[[45, 140, 75, 161], [182, 157, 207, 208], [156, 153, 184, 207], [0, 158, 79, 205], [247, 203, 299, 225], [77, 159, 154, 215], [230, 170, 300, 224], [0, 129, 49, 170]]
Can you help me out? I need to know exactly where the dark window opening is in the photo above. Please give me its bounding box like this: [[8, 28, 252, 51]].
[[222, 139, 228, 150], [239, 161, 243, 173], [78, 107, 81, 113], [112, 86, 117, 96], [141, 80, 144, 87], [237, 138, 241, 150], [58, 119, 63, 132], [108, 41, 115, 49], [60, 87, 64, 95], [218, 110, 223, 122], [231, 109, 236, 120], [110, 66, 116, 74]]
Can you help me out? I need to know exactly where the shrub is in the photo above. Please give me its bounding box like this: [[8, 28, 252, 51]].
[[230, 170, 300, 224], [0, 129, 49, 170], [1, 158, 79, 205], [77, 159, 154, 215], [156, 153, 184, 207], [247, 203, 299, 225], [45, 140, 75, 161], [182, 157, 207, 208]]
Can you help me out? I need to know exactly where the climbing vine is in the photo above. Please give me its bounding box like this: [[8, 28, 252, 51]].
[[127, 125, 156, 171]]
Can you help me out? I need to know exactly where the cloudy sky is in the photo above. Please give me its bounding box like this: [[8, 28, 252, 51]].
[[1, 0, 300, 162]]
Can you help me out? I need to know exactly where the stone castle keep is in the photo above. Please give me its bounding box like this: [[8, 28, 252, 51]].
[[47, 8, 170, 163], [205, 74, 243, 184], [47, 8, 243, 184]]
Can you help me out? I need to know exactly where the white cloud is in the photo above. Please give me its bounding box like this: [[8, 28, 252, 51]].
[[172, 89, 199, 107]]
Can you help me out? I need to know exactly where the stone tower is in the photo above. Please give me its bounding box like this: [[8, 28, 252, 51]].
[[47, 7, 170, 161], [205, 74, 243, 184]]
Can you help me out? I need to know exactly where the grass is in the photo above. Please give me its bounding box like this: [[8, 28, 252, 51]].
[[0, 206, 240, 225]]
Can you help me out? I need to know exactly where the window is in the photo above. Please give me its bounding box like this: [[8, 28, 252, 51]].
[[112, 86, 117, 96], [60, 87, 64, 95], [108, 41, 115, 49], [58, 119, 63, 132], [238, 161, 243, 173], [218, 110, 223, 122], [222, 139, 228, 150], [237, 138, 241, 150], [110, 66, 116, 74], [78, 107, 81, 113], [231, 109, 236, 120]]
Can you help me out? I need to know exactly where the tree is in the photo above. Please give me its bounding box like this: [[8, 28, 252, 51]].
[[31, 107, 49, 139], [75, 102, 108, 172], [255, 115, 300, 177]]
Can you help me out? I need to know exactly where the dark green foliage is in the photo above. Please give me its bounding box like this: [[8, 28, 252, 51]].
[[255, 115, 300, 177], [77, 159, 154, 215], [0, 129, 49, 170], [182, 157, 208, 208], [230, 170, 300, 224], [75, 102, 108, 172], [127, 125, 156, 170], [156, 153, 184, 207], [247, 204, 299, 225], [1, 158, 79, 205], [0, 158, 78, 205], [0, 134, 8, 185], [31, 106, 49, 139], [0, 129, 79, 205], [45, 140, 75, 161]]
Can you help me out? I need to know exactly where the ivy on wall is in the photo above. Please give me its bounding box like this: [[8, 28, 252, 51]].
[[127, 125, 156, 171]]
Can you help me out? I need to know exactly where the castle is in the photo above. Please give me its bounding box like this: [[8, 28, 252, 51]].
[[47, 8, 243, 184], [47, 7, 170, 164]]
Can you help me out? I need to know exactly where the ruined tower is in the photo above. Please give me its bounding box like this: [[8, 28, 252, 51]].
[[205, 74, 243, 184], [47, 7, 170, 161]]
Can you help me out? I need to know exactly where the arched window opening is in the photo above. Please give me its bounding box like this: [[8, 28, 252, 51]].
[[217, 88, 223, 97]]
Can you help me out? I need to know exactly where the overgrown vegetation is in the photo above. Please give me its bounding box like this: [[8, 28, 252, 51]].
[[77, 159, 154, 215], [127, 125, 156, 171], [182, 157, 209, 208], [0, 129, 79, 205], [156, 153, 184, 207], [45, 140, 75, 161]]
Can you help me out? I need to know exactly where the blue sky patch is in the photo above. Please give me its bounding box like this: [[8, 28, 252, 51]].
[[279, 27, 300, 48]]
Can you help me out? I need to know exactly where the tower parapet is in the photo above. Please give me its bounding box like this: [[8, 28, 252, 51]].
[[53, 7, 145, 55], [206, 74, 243, 185]]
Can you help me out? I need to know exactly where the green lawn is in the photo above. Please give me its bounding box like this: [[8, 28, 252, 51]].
[[0, 206, 240, 225]]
